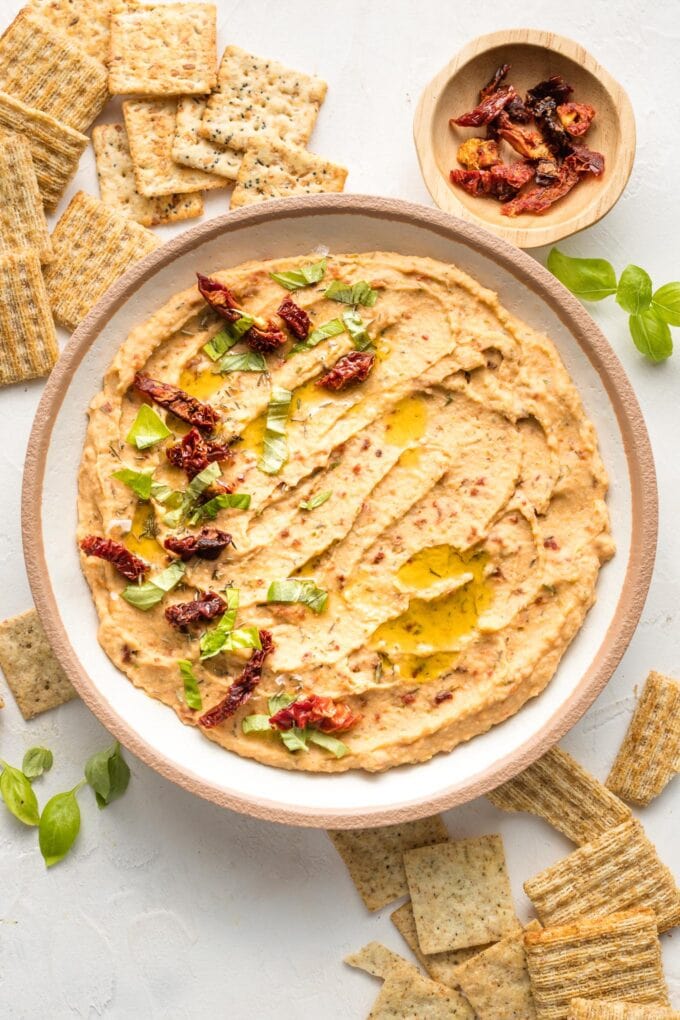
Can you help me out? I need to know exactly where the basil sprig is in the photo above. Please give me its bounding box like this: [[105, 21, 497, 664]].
[[22, 747, 54, 781], [299, 490, 332, 511], [325, 279, 378, 307], [0, 761, 40, 825], [39, 783, 84, 867], [270, 258, 327, 291], [126, 404, 172, 450], [259, 386, 292, 475], [266, 578, 328, 614], [178, 660, 202, 710], [84, 742, 131, 809], [121, 560, 185, 610]]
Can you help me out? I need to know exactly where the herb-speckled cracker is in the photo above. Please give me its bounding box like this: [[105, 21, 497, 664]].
[[568, 999, 680, 1019], [93, 123, 204, 227], [327, 815, 448, 911], [29, 0, 112, 61], [200, 45, 327, 152], [606, 670, 680, 806], [123, 98, 226, 197], [345, 941, 422, 980], [172, 96, 241, 180], [0, 8, 108, 133], [43, 191, 158, 331], [404, 835, 519, 954], [453, 920, 542, 1019], [0, 133, 53, 263], [109, 2, 217, 96], [524, 910, 669, 1020], [488, 746, 631, 845], [524, 818, 680, 934], [230, 138, 347, 208], [0, 609, 77, 717], [390, 900, 484, 987], [0, 253, 58, 386]]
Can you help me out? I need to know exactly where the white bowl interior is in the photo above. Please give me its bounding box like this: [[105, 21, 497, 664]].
[[40, 208, 631, 817]]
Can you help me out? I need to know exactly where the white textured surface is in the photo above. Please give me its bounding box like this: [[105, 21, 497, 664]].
[[0, 1, 678, 1017]]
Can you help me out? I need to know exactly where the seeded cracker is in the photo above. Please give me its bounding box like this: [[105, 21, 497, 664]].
[[345, 941, 423, 980], [109, 2, 217, 97], [0, 133, 53, 263], [606, 670, 680, 805], [0, 92, 87, 212], [487, 746, 631, 844], [44, 191, 158, 331], [453, 920, 543, 1020], [524, 818, 680, 933], [0, 253, 57, 386], [200, 45, 327, 152], [172, 96, 241, 180], [0, 8, 107, 133], [0, 609, 77, 718], [231, 138, 348, 209], [524, 910, 669, 1020], [327, 815, 448, 911], [123, 99, 226, 198], [568, 999, 680, 1019], [390, 900, 485, 986], [93, 123, 203, 227], [404, 835, 519, 954], [29, 0, 112, 61]]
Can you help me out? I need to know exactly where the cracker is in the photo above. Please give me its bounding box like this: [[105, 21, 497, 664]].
[[171, 96, 241, 180], [404, 835, 519, 954], [0, 132, 53, 263], [453, 920, 542, 1020], [606, 670, 680, 806], [109, 2, 217, 96], [488, 746, 631, 845], [568, 999, 680, 1019], [0, 609, 77, 718], [123, 98, 226, 197], [29, 0, 112, 61], [327, 815, 448, 911], [230, 138, 348, 209], [524, 910, 669, 1020], [524, 819, 680, 934], [0, 8, 108, 133], [43, 191, 158, 331], [345, 941, 420, 980], [93, 123, 203, 227], [390, 900, 483, 987], [0, 253, 58, 386], [0, 92, 87, 212], [200, 45, 327, 152]]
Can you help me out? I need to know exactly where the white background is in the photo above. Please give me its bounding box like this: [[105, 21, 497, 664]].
[[1, 1, 678, 1016]]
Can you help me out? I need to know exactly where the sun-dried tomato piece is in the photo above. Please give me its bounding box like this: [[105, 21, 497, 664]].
[[505, 93, 532, 123], [196, 273, 243, 324], [480, 63, 510, 98], [526, 75, 574, 108], [456, 137, 502, 170], [165, 591, 227, 629], [557, 102, 596, 137], [199, 630, 275, 728], [534, 158, 561, 185], [480, 68, 531, 122], [567, 144, 605, 177], [164, 528, 233, 561], [277, 297, 310, 341], [317, 350, 375, 391], [269, 694, 361, 734], [501, 160, 580, 217], [80, 535, 148, 581], [451, 85, 518, 127], [245, 321, 288, 353], [531, 96, 573, 155], [134, 373, 220, 431], [166, 427, 232, 480], [450, 161, 534, 201], [496, 112, 553, 160]]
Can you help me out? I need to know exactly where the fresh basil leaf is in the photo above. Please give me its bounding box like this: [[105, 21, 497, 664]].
[[84, 742, 130, 809], [300, 490, 332, 511], [267, 578, 328, 614], [187, 491, 251, 524], [39, 783, 84, 866], [290, 318, 345, 355], [150, 481, 178, 505], [163, 462, 222, 526], [270, 258, 327, 291], [0, 762, 40, 825], [325, 279, 378, 307], [342, 309, 373, 351], [121, 560, 186, 610], [199, 589, 240, 659], [242, 714, 272, 733], [651, 282, 680, 326], [629, 310, 673, 363], [219, 351, 267, 373], [280, 727, 309, 752], [178, 659, 202, 710], [203, 328, 239, 361], [126, 404, 172, 449], [112, 467, 153, 500], [22, 747, 54, 780], [268, 692, 296, 715], [219, 626, 262, 652], [259, 386, 292, 475], [307, 730, 349, 758], [547, 249, 618, 301], [616, 265, 653, 315]]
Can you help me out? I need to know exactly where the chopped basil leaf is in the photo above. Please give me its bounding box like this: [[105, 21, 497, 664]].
[[187, 491, 251, 525], [268, 692, 296, 715], [199, 589, 241, 659], [270, 258, 327, 291], [150, 482, 178, 505], [267, 578, 328, 614], [290, 318, 345, 356], [300, 490, 332, 511], [280, 727, 309, 752], [121, 560, 185, 610], [259, 386, 292, 475], [241, 714, 272, 733], [163, 462, 222, 527], [219, 351, 267, 373], [342, 308, 373, 351], [112, 467, 153, 500], [203, 328, 239, 361], [325, 279, 378, 307], [125, 404, 172, 450], [178, 659, 202, 710], [201, 624, 260, 661], [307, 730, 349, 758]]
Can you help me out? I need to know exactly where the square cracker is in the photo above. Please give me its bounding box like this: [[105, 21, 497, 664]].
[[0, 609, 77, 718], [43, 191, 158, 331], [0, 92, 88, 212], [488, 746, 631, 845], [390, 900, 484, 987], [29, 0, 112, 62], [404, 835, 519, 954], [606, 670, 680, 806], [524, 910, 669, 1020], [109, 2, 217, 96], [200, 45, 327, 152], [327, 815, 448, 911], [0, 132, 53, 263], [0, 8, 108, 133], [568, 999, 680, 1019], [453, 920, 542, 1020], [172, 96, 241, 181], [230, 138, 348, 209], [93, 123, 203, 227], [524, 818, 680, 934], [123, 98, 226, 197], [0, 253, 58, 386]]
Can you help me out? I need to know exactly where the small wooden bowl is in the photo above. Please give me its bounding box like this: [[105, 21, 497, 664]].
[[414, 29, 636, 249]]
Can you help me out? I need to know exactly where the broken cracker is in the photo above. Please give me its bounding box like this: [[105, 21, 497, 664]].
[[404, 835, 519, 954], [0, 8, 108, 133], [487, 746, 631, 845], [200, 45, 327, 152], [230, 137, 347, 209], [606, 670, 680, 806], [524, 818, 680, 934], [171, 96, 241, 180], [568, 998, 680, 1019], [29, 0, 112, 61], [327, 815, 448, 911], [390, 900, 483, 987], [0, 252, 58, 386], [93, 122, 203, 227], [109, 2, 217, 96], [0, 132, 53, 263], [0, 609, 77, 718], [524, 910, 669, 1020], [453, 919, 542, 1020], [43, 191, 158, 331], [345, 941, 421, 980]]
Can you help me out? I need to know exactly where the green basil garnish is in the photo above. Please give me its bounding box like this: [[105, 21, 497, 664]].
[[22, 747, 54, 781], [163, 462, 222, 527], [187, 491, 251, 525], [651, 282, 680, 326], [290, 318, 345, 355], [546, 249, 617, 301], [629, 310, 673, 362], [121, 560, 185, 610], [0, 761, 40, 825], [199, 588, 239, 659], [241, 714, 272, 733], [616, 265, 653, 315], [325, 279, 378, 307], [307, 730, 348, 758], [84, 742, 130, 809], [39, 783, 84, 867], [178, 660, 202, 710], [125, 404, 172, 450], [242, 692, 348, 758], [112, 467, 153, 500], [270, 258, 327, 291], [266, 578, 328, 614], [219, 351, 267, 373], [342, 308, 373, 351], [259, 386, 292, 475], [299, 490, 332, 511]]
